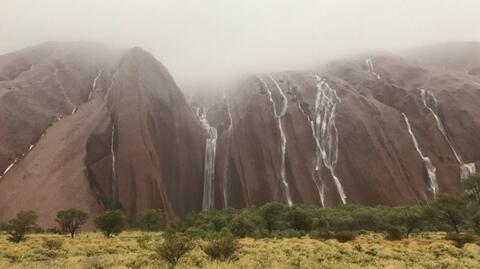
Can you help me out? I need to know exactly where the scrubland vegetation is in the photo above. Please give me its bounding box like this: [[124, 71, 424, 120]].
[[0, 175, 479, 268], [1, 231, 479, 268]]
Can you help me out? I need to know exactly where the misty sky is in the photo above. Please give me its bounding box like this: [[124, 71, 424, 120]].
[[2, 0, 480, 89]]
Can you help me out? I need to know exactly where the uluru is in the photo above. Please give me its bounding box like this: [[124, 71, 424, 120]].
[[0, 41, 479, 228]]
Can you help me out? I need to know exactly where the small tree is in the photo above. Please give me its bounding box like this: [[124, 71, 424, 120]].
[[464, 174, 480, 202], [137, 209, 164, 231], [56, 208, 88, 238], [429, 194, 467, 233], [386, 226, 404, 240], [228, 212, 257, 238], [7, 210, 38, 243], [94, 210, 126, 238], [286, 206, 313, 232], [398, 206, 424, 237], [260, 203, 287, 232], [156, 233, 195, 269]]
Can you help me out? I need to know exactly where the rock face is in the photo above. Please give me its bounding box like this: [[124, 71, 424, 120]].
[[200, 42, 480, 209], [1, 41, 479, 227], [0, 42, 205, 227]]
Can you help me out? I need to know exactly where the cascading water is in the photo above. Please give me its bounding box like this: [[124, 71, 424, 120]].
[[420, 89, 477, 181], [54, 68, 77, 114], [1, 158, 18, 178], [104, 69, 119, 101], [110, 122, 117, 201], [295, 94, 326, 207], [420, 89, 462, 163], [460, 163, 477, 181], [366, 58, 381, 79], [196, 107, 218, 210], [257, 75, 293, 206], [402, 113, 438, 198], [88, 70, 103, 101], [223, 99, 233, 208], [312, 75, 346, 204]]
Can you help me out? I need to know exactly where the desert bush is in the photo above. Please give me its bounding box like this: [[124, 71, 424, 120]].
[[260, 203, 288, 232], [155, 233, 195, 269], [271, 229, 305, 239], [56, 208, 88, 238], [201, 236, 240, 261], [137, 209, 165, 231], [0, 221, 8, 231], [427, 194, 467, 233], [228, 211, 258, 238], [385, 226, 404, 241], [334, 231, 357, 242], [136, 233, 153, 249], [6, 210, 38, 243], [310, 231, 334, 240], [42, 238, 64, 250], [183, 227, 212, 239], [286, 206, 313, 232], [94, 210, 126, 238], [445, 232, 478, 248]]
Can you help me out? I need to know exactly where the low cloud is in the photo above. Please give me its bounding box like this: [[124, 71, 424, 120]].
[[2, 0, 479, 90]]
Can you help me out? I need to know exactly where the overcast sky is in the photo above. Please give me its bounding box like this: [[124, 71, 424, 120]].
[[2, 0, 480, 89]]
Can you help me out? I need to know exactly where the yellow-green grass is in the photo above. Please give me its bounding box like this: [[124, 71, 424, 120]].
[[0, 232, 479, 268]]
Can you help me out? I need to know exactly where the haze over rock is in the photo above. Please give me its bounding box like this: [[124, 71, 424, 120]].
[[0, 42, 479, 227]]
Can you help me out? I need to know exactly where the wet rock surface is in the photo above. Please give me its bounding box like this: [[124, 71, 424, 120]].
[[0, 42, 479, 227]]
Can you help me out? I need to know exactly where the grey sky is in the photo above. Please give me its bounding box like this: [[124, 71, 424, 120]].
[[2, 0, 480, 89]]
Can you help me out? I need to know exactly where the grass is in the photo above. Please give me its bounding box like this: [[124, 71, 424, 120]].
[[0, 232, 479, 268]]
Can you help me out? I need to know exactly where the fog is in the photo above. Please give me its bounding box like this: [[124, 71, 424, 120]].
[[2, 0, 480, 90]]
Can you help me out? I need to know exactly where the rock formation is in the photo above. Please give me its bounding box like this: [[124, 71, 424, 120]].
[[1, 41, 479, 227]]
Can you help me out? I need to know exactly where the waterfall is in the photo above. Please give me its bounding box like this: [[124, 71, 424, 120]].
[[223, 100, 233, 208], [257, 75, 293, 206], [104, 68, 119, 101], [420, 89, 477, 181], [295, 96, 326, 207], [1, 158, 18, 178], [88, 70, 103, 101], [420, 89, 462, 163], [110, 122, 117, 201], [366, 58, 381, 79], [402, 113, 438, 198], [197, 108, 218, 210], [461, 163, 477, 181], [312, 75, 346, 204], [54, 68, 77, 114]]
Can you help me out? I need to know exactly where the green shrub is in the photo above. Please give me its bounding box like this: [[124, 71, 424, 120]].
[[260, 203, 288, 232], [184, 227, 211, 240], [445, 232, 478, 248], [7, 210, 38, 243], [201, 237, 240, 261], [56, 208, 88, 238], [271, 229, 305, 239], [136, 233, 153, 249], [42, 239, 64, 250], [137, 209, 165, 231], [228, 212, 257, 238], [94, 210, 126, 238], [428, 194, 467, 233], [0, 222, 8, 231], [310, 231, 334, 240], [286, 207, 313, 232], [155, 233, 195, 269], [334, 231, 357, 242], [386, 226, 404, 241]]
